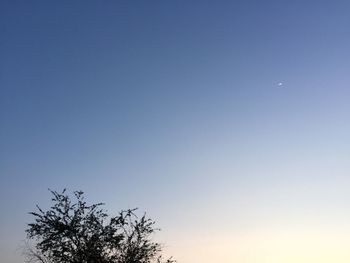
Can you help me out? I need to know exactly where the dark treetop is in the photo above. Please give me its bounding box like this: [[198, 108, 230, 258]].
[[26, 189, 174, 263]]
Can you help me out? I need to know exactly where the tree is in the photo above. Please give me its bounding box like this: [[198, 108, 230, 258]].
[[25, 189, 175, 263]]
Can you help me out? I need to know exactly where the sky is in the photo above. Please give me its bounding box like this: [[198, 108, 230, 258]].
[[1, 1, 350, 262]]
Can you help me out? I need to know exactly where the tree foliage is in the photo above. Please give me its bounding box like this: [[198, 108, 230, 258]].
[[25, 189, 174, 263]]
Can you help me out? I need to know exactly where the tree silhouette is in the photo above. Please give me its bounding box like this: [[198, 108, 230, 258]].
[[25, 189, 174, 263]]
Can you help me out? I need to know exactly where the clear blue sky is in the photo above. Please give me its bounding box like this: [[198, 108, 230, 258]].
[[1, 1, 350, 262]]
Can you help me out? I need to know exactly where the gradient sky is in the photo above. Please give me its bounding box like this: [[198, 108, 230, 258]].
[[1, 1, 350, 263]]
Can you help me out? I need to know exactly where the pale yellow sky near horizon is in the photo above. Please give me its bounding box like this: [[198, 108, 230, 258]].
[[159, 224, 350, 263]]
